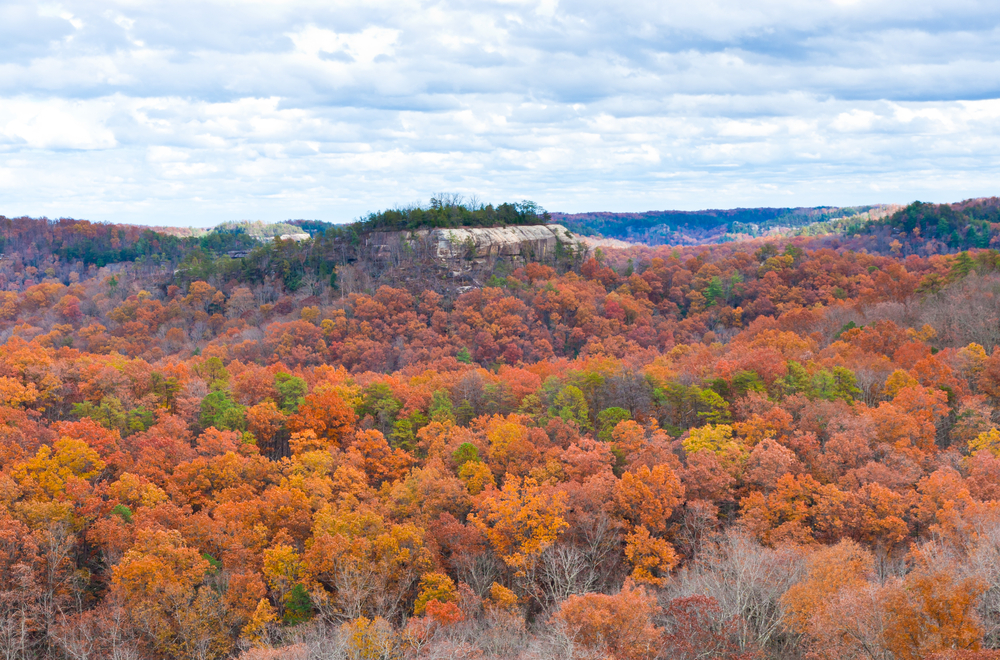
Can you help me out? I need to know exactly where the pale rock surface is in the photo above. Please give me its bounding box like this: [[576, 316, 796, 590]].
[[369, 224, 586, 264], [420, 224, 581, 260]]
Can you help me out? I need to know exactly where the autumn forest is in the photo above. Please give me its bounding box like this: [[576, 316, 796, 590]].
[[1, 198, 1000, 660]]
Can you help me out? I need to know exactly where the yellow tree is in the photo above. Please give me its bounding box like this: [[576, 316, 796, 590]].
[[458, 461, 495, 496], [476, 414, 541, 479], [239, 598, 277, 649], [262, 544, 303, 618], [614, 464, 684, 535], [341, 616, 396, 659], [624, 525, 679, 586], [469, 476, 568, 573], [13, 437, 106, 499], [683, 424, 747, 474], [781, 539, 873, 637], [968, 428, 1000, 457], [884, 548, 986, 660], [111, 529, 222, 659], [958, 342, 988, 385], [412, 572, 457, 616], [303, 502, 432, 620]]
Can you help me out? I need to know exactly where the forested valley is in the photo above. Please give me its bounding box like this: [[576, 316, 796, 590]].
[[0, 198, 1000, 659]]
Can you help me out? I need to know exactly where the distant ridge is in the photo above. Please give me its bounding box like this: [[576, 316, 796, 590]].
[[549, 205, 889, 246]]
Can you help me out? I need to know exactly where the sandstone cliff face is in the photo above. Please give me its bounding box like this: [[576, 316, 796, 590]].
[[368, 224, 585, 265], [422, 224, 581, 261]]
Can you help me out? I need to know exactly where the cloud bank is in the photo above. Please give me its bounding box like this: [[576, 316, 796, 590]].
[[0, 0, 999, 225]]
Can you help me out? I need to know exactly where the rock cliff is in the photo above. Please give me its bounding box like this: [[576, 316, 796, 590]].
[[367, 224, 586, 266]]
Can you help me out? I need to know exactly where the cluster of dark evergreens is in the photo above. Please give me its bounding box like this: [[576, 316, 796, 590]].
[[353, 196, 550, 232], [870, 201, 1000, 250], [175, 235, 339, 292], [800, 200, 1000, 256]]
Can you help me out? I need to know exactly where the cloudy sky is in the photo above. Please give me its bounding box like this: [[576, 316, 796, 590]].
[[1, 0, 999, 225]]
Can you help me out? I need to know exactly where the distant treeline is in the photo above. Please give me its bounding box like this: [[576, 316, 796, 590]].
[[0, 216, 259, 269], [551, 206, 879, 244]]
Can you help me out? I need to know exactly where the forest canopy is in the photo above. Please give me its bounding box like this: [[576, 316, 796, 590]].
[[2, 197, 1000, 659]]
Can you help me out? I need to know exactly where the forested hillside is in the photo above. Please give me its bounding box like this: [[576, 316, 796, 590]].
[[3, 202, 1000, 659], [550, 205, 890, 245], [816, 198, 1000, 256], [0, 215, 259, 269]]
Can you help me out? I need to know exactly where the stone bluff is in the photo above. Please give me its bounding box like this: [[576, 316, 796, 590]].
[[366, 224, 587, 268]]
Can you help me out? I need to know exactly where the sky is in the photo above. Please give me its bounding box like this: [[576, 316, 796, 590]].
[[1, 0, 999, 226]]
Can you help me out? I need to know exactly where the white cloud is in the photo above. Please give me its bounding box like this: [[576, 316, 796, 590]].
[[831, 109, 878, 132], [0, 97, 116, 149], [288, 25, 400, 63], [146, 146, 188, 162], [0, 0, 997, 224]]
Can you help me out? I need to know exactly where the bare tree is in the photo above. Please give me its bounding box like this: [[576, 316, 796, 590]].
[[920, 273, 1000, 348], [52, 604, 142, 660], [455, 551, 503, 600], [668, 530, 804, 653], [0, 574, 34, 660], [853, 363, 892, 407]]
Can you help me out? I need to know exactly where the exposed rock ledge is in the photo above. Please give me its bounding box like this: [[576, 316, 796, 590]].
[[368, 224, 586, 263]]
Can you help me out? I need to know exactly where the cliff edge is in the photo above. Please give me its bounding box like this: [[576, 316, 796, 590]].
[[367, 224, 586, 266]]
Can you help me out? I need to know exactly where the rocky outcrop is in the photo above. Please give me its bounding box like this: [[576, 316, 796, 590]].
[[367, 224, 586, 266], [425, 224, 581, 261]]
